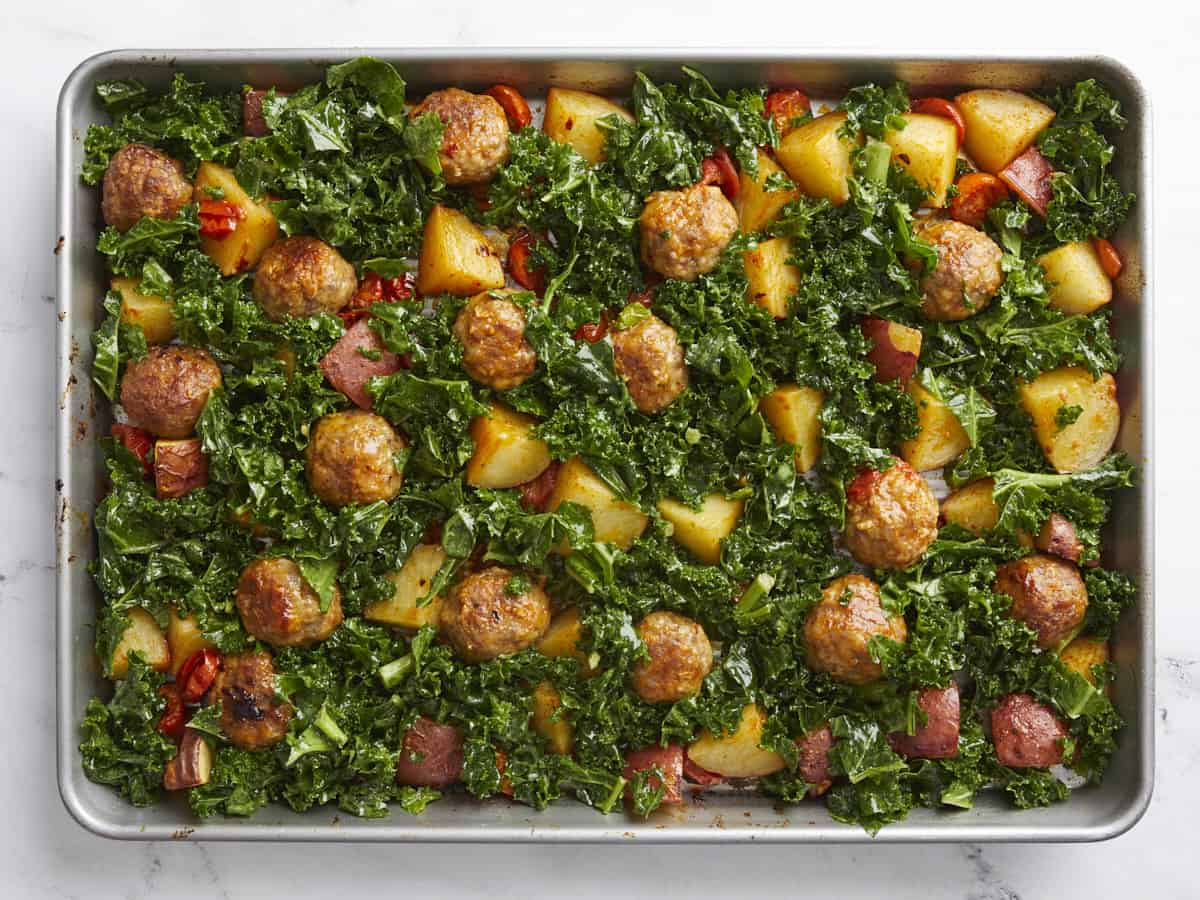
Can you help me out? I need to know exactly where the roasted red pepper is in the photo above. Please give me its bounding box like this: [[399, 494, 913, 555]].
[[518, 461, 561, 513], [700, 145, 739, 201], [156, 684, 187, 743], [948, 173, 1009, 228], [197, 199, 245, 238], [909, 97, 966, 144], [1092, 238, 1123, 279], [572, 311, 610, 343], [176, 648, 221, 704], [111, 423, 155, 477], [507, 229, 547, 294], [764, 88, 811, 137], [485, 84, 533, 130], [339, 272, 416, 324]]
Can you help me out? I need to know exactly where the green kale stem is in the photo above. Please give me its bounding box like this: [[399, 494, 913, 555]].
[[378, 654, 415, 689]]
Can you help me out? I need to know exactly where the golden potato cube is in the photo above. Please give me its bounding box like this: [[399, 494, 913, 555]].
[[736, 149, 799, 232], [466, 403, 552, 489], [416, 204, 505, 296], [1060, 636, 1110, 685], [193, 161, 279, 276], [1018, 367, 1120, 474], [536, 606, 598, 675], [955, 89, 1056, 174], [775, 112, 857, 206], [900, 380, 970, 472], [657, 494, 744, 565], [110, 607, 170, 679], [364, 544, 448, 629], [547, 456, 648, 550], [743, 237, 800, 318], [940, 479, 999, 534], [166, 606, 215, 677], [543, 87, 633, 164], [531, 681, 575, 755], [112, 276, 175, 344], [885, 113, 959, 208], [686, 704, 785, 778], [759, 383, 824, 473], [1038, 241, 1114, 316]]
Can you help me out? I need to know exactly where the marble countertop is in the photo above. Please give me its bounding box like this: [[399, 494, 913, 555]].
[[6, 2, 1195, 897]]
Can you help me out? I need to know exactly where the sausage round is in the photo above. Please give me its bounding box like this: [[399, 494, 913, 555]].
[[630, 610, 713, 704], [611, 313, 688, 414], [639, 184, 739, 282], [843, 459, 939, 570], [991, 692, 1068, 768], [411, 88, 510, 186], [439, 567, 551, 663], [101, 143, 193, 233], [994, 553, 1089, 650], [795, 724, 835, 797], [235, 557, 344, 648], [394, 717, 465, 788], [213, 652, 292, 750], [452, 292, 536, 390], [804, 574, 908, 685], [253, 236, 357, 321], [305, 409, 406, 507], [119, 345, 222, 439], [913, 219, 1004, 321], [887, 684, 961, 759]]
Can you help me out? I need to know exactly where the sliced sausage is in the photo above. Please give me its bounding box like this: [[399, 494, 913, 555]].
[[394, 716, 465, 788], [319, 319, 403, 410], [887, 684, 960, 759]]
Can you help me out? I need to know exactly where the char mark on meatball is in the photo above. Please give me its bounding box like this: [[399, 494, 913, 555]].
[[213, 652, 292, 750]]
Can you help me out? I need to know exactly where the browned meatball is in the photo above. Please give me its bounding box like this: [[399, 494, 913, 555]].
[[887, 684, 960, 759], [452, 292, 536, 390], [306, 410, 406, 507], [804, 574, 908, 685], [213, 652, 292, 750], [439, 567, 551, 663], [101, 143, 192, 233], [611, 314, 688, 414], [844, 460, 939, 570], [991, 692, 1068, 768], [630, 611, 713, 704], [913, 219, 1004, 321], [253, 236, 357, 321], [994, 553, 1088, 650], [235, 557, 344, 647], [411, 88, 510, 186], [639, 184, 739, 282], [119, 345, 222, 439]]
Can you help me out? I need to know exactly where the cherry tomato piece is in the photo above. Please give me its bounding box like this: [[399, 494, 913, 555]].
[[909, 98, 966, 145], [507, 230, 547, 294], [485, 84, 533, 130], [1092, 238, 1123, 279], [948, 173, 1010, 228], [111, 424, 155, 477], [177, 648, 221, 704], [764, 89, 811, 137]]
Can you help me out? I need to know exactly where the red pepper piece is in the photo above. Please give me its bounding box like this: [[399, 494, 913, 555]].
[[111, 423, 155, 477], [700, 146, 739, 201], [177, 648, 221, 704], [485, 84, 533, 130], [909, 98, 966, 145], [197, 199, 245, 239], [764, 88, 811, 137]]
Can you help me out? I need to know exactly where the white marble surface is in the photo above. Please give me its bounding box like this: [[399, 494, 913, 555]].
[[5, 2, 1197, 897]]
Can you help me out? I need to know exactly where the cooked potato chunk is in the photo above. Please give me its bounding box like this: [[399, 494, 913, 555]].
[[536, 606, 598, 675], [193, 161, 279, 276], [547, 456, 648, 550], [940, 479, 999, 534], [531, 681, 574, 755], [163, 731, 213, 791], [899, 380, 970, 472], [1038, 241, 1114, 315], [736, 149, 799, 231], [955, 89, 1056, 174], [543, 87, 633, 164], [1019, 368, 1120, 473], [466, 403, 552, 489], [1060, 636, 1110, 685], [657, 494, 744, 565], [884, 113, 959, 207], [743, 237, 799, 318], [112, 276, 175, 344], [365, 544, 448, 629], [775, 112, 856, 206], [167, 606, 215, 677], [759, 383, 824, 473], [861, 317, 922, 385], [416, 204, 505, 296], [686, 704, 785, 778], [110, 607, 170, 679], [154, 438, 209, 500]]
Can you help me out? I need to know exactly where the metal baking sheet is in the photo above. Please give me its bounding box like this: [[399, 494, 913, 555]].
[[55, 49, 1155, 842]]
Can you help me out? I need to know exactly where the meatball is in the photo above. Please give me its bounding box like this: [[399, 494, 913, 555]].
[[101, 143, 192, 233], [611, 314, 688, 414], [804, 574, 908, 685], [913, 219, 1004, 321], [213, 652, 292, 750], [439, 567, 551, 663], [235, 557, 344, 648], [306, 410, 406, 507], [887, 684, 961, 760], [253, 236, 357, 321], [844, 459, 939, 570], [119, 345, 222, 439], [411, 88, 510, 186], [452, 292, 536, 390], [994, 553, 1088, 650], [630, 611, 713, 704], [639, 184, 739, 282], [795, 724, 835, 797], [395, 717, 465, 788], [991, 692, 1068, 768]]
